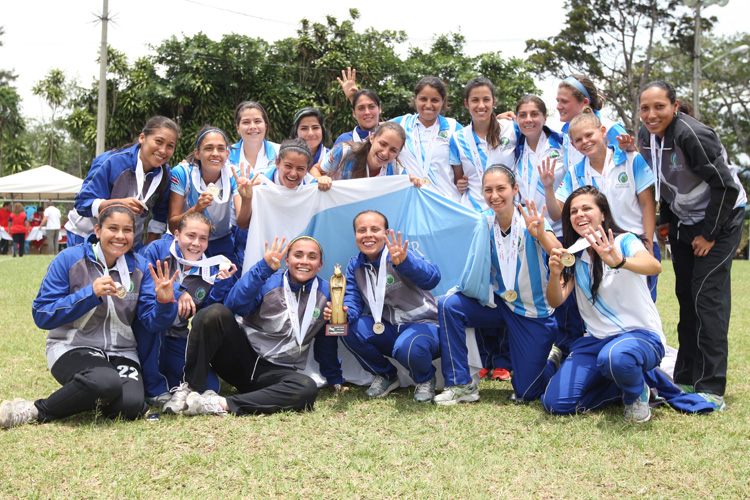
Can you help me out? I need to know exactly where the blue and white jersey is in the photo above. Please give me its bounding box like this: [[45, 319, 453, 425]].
[[334, 126, 372, 146], [486, 210, 554, 319], [320, 143, 403, 180], [573, 233, 664, 345], [450, 118, 518, 211], [562, 110, 626, 171], [555, 147, 655, 235], [170, 162, 239, 240], [391, 113, 462, 202], [515, 127, 565, 235], [228, 139, 279, 177]]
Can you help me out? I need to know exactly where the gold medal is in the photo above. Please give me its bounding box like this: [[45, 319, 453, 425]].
[[115, 283, 127, 299], [504, 290, 517, 302], [421, 177, 431, 187], [373, 322, 385, 334], [561, 253, 576, 267], [205, 184, 221, 197]]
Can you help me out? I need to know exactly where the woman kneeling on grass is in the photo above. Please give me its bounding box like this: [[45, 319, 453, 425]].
[[167, 236, 344, 417], [1, 205, 178, 429], [541, 186, 664, 423]]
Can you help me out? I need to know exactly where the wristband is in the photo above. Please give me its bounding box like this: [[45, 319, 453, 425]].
[[612, 255, 627, 270]]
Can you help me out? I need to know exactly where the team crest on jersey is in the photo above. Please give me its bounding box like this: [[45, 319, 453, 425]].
[[618, 173, 628, 183], [312, 307, 321, 319], [150, 194, 159, 203], [196, 287, 207, 299], [439, 130, 449, 138], [129, 282, 135, 292], [549, 151, 561, 159], [500, 137, 510, 146], [671, 153, 677, 164], [386, 274, 395, 285]]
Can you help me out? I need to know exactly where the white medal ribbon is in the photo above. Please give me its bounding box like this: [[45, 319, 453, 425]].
[[408, 115, 440, 179], [93, 242, 131, 296], [493, 212, 522, 301], [282, 271, 320, 346], [190, 163, 231, 204], [466, 126, 487, 181], [565, 230, 604, 260], [363, 247, 389, 324], [134, 155, 164, 208], [582, 148, 613, 196], [519, 130, 546, 201], [649, 133, 662, 202], [168, 240, 228, 285]]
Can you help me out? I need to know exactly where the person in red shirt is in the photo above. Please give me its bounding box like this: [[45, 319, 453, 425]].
[[0, 202, 11, 255], [7, 202, 29, 258]]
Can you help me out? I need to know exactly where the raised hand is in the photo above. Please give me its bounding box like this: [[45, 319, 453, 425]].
[[149, 259, 179, 303], [518, 199, 546, 240], [538, 157, 557, 188], [233, 168, 261, 200], [264, 237, 290, 271], [585, 225, 623, 268], [336, 67, 359, 102], [616, 133, 637, 152], [385, 229, 409, 266]]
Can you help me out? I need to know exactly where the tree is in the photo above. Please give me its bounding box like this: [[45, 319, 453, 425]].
[[525, 0, 684, 133], [0, 26, 30, 176], [32, 69, 68, 166]]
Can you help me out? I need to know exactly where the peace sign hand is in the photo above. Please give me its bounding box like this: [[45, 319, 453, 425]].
[[385, 229, 409, 266], [264, 237, 290, 271], [538, 157, 557, 188], [585, 225, 623, 268], [518, 199, 546, 240], [149, 259, 179, 304]]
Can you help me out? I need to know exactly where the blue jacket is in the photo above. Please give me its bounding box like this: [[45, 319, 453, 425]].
[[32, 235, 178, 369], [225, 258, 343, 385]]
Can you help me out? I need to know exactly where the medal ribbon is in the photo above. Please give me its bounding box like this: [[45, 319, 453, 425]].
[[519, 130, 546, 201], [93, 242, 131, 295], [282, 271, 320, 346], [649, 133, 662, 202], [363, 247, 389, 324], [134, 155, 164, 207], [168, 240, 228, 285], [582, 148, 613, 196], [190, 163, 231, 204], [407, 115, 440, 181], [493, 212, 522, 301]]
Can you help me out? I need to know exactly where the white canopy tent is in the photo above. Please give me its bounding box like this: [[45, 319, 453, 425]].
[[0, 165, 83, 201]]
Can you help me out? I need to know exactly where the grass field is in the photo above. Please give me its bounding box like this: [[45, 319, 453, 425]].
[[1, 254, 749, 499]]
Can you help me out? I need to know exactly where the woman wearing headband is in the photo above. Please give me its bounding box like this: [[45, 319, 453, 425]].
[[1, 205, 178, 429]]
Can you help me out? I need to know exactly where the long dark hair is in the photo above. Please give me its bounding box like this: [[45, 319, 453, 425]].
[[347, 122, 405, 179], [464, 78, 501, 150], [560, 186, 628, 303]]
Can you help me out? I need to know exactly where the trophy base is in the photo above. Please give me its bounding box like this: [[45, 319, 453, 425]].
[[326, 324, 348, 336]]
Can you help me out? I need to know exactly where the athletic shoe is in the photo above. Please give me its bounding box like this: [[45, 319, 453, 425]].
[[163, 383, 192, 415], [413, 377, 436, 403], [492, 368, 511, 381], [183, 391, 227, 416], [675, 383, 695, 394], [145, 392, 172, 407], [547, 345, 563, 370], [624, 383, 651, 423], [365, 375, 400, 398], [698, 393, 726, 411], [0, 398, 39, 429], [478, 368, 490, 380], [434, 382, 480, 406]]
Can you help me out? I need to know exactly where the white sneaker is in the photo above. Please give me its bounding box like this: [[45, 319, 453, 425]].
[[184, 391, 228, 416], [434, 381, 480, 406], [0, 398, 39, 429], [163, 383, 192, 415], [624, 383, 651, 423]]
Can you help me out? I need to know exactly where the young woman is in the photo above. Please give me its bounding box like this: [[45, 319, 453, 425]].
[[0, 206, 178, 429], [165, 236, 343, 417], [7, 202, 28, 257], [257, 139, 332, 192], [333, 89, 383, 146], [137, 212, 238, 411], [65, 116, 180, 251], [336, 211, 441, 403], [637, 81, 746, 408], [316, 122, 405, 180], [542, 186, 665, 422], [550, 108, 658, 300], [228, 101, 279, 176], [289, 108, 330, 168], [450, 78, 518, 211], [435, 166, 561, 405], [392, 77, 463, 202], [556, 75, 627, 176], [168, 125, 254, 263]]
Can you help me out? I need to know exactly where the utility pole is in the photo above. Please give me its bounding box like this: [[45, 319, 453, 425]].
[[692, 0, 702, 120], [95, 0, 109, 156]]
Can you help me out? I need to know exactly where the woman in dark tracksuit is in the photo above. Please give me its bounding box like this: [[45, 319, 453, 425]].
[[0, 205, 178, 429], [637, 80, 746, 410]]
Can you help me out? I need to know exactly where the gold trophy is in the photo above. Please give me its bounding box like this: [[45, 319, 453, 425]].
[[326, 264, 348, 336]]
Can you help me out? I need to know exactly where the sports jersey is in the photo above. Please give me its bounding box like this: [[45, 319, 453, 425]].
[[561, 110, 626, 171], [334, 126, 372, 146], [228, 139, 279, 176]]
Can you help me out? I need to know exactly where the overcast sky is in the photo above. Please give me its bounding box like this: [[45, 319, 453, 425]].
[[3, 0, 748, 123]]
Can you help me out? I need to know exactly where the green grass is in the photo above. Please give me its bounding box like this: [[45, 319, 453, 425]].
[[1, 255, 749, 499]]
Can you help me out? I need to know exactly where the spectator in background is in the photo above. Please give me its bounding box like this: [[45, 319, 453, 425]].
[[7, 202, 29, 258], [42, 201, 62, 255], [0, 202, 11, 255]]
